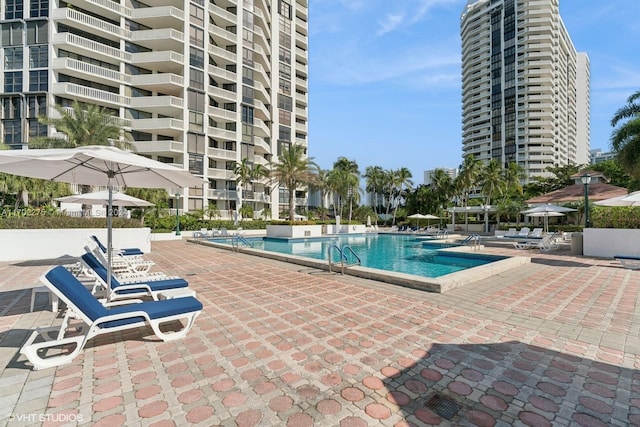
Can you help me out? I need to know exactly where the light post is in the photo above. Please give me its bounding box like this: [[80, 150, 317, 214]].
[[581, 172, 591, 228], [175, 192, 181, 236]]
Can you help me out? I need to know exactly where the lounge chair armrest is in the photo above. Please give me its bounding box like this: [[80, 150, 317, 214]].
[[91, 310, 151, 329], [111, 283, 153, 294], [103, 299, 144, 307]]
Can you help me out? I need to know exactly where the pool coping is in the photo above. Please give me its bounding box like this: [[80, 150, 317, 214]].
[[190, 238, 531, 293]]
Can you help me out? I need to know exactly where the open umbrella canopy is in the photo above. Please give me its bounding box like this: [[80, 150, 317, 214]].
[[521, 204, 575, 233], [0, 146, 203, 293], [595, 190, 640, 207], [55, 190, 154, 207], [521, 203, 577, 215], [0, 146, 202, 189]]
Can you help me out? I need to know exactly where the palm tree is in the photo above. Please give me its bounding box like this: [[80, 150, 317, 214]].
[[363, 166, 385, 216], [456, 155, 482, 207], [269, 144, 316, 221], [430, 168, 454, 217], [31, 100, 132, 150], [125, 188, 168, 225], [310, 166, 331, 220], [478, 160, 505, 207], [30, 101, 132, 212], [610, 90, 640, 179], [391, 167, 413, 225], [332, 157, 360, 223]]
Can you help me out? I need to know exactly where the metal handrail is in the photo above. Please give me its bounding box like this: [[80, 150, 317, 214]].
[[460, 234, 480, 249], [231, 234, 252, 251], [328, 244, 361, 274]]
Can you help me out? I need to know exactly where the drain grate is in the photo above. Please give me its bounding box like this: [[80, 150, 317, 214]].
[[424, 393, 461, 420]]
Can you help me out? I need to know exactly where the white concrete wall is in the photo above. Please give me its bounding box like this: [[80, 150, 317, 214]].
[[0, 228, 151, 262], [583, 228, 640, 258], [266, 225, 323, 238]]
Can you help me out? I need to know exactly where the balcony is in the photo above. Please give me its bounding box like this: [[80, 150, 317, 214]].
[[208, 64, 236, 84], [129, 95, 184, 114], [207, 168, 234, 180], [52, 8, 129, 42], [254, 137, 271, 154], [52, 82, 125, 108], [253, 99, 270, 121], [130, 73, 184, 96], [254, 118, 270, 138], [208, 189, 238, 200], [132, 140, 185, 156], [52, 57, 125, 86], [207, 126, 236, 140], [295, 31, 308, 50], [131, 28, 184, 51], [208, 45, 237, 66], [208, 86, 237, 103], [209, 2, 236, 25], [210, 25, 237, 46], [65, 0, 128, 21], [52, 33, 131, 63], [130, 118, 184, 136], [131, 51, 184, 73], [208, 147, 237, 161], [208, 105, 237, 122], [130, 6, 184, 30]]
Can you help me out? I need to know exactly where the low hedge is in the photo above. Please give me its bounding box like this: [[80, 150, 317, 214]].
[[0, 216, 142, 229]]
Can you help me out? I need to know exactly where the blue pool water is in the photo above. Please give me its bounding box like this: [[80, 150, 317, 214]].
[[212, 234, 506, 278]]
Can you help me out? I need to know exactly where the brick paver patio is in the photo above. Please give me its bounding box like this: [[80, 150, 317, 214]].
[[1, 238, 639, 426]]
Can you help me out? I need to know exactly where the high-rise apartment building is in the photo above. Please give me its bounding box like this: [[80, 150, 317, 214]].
[[460, 0, 589, 183], [0, 0, 309, 218]]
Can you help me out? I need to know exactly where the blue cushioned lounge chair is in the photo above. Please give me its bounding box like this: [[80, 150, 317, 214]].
[[81, 252, 189, 301], [20, 266, 202, 370], [90, 235, 144, 256]]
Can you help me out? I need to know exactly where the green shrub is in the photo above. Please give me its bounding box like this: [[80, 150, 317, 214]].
[[0, 216, 141, 229]]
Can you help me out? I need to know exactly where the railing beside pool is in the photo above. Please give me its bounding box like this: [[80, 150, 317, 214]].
[[328, 244, 361, 274]]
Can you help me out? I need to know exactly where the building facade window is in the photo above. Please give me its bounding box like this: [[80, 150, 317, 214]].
[[5, 0, 24, 19], [4, 71, 23, 92], [26, 20, 48, 44], [4, 48, 23, 70], [2, 22, 23, 46], [29, 45, 47, 68], [29, 70, 47, 91]]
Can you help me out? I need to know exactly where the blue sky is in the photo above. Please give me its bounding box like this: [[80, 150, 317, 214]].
[[307, 0, 640, 183]]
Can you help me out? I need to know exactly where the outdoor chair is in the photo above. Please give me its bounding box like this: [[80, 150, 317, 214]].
[[20, 266, 202, 370], [87, 241, 155, 274], [80, 252, 189, 301], [614, 255, 640, 270], [90, 235, 144, 257], [513, 232, 561, 251]]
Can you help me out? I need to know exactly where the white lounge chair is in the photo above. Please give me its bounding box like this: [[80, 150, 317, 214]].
[[513, 232, 561, 251], [81, 252, 189, 301], [20, 266, 202, 370], [529, 228, 544, 238], [87, 241, 155, 274], [614, 255, 640, 270]]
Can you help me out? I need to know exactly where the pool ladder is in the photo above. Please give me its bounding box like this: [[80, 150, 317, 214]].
[[328, 244, 361, 274], [460, 234, 481, 250], [231, 234, 253, 252]]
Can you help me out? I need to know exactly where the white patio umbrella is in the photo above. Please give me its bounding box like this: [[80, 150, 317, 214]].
[[595, 190, 640, 207], [407, 213, 436, 228], [0, 145, 203, 288], [55, 190, 154, 208], [525, 211, 565, 233], [521, 204, 576, 233]]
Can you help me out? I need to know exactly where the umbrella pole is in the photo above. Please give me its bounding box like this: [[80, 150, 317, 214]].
[[107, 185, 113, 301]]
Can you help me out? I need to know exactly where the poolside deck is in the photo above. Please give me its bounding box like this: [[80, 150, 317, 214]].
[[1, 239, 639, 426]]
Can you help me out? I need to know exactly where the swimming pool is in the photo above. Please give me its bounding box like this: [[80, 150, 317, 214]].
[[199, 233, 529, 292]]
